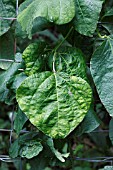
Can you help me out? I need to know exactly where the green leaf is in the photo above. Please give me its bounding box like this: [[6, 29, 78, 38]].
[[46, 138, 69, 162], [73, 0, 104, 36], [0, 62, 22, 102], [17, 0, 75, 38], [0, 0, 15, 36], [48, 47, 87, 80], [90, 38, 113, 116], [103, 8, 113, 18], [0, 31, 14, 70], [75, 107, 100, 136], [16, 71, 92, 138], [19, 140, 43, 159], [9, 132, 39, 158], [22, 42, 47, 76], [8, 72, 27, 92], [9, 139, 20, 158], [14, 108, 28, 135], [109, 118, 113, 145]]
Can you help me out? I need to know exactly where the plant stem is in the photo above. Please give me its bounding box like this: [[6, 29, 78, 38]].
[[55, 26, 74, 51]]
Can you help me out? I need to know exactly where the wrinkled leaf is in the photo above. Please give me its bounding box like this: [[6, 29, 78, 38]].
[[47, 138, 69, 162], [90, 37, 113, 116], [16, 71, 92, 138], [0, 0, 15, 36], [22, 42, 46, 76], [20, 140, 43, 159], [17, 0, 75, 38], [73, 0, 104, 36], [48, 47, 87, 80], [9, 132, 39, 158]]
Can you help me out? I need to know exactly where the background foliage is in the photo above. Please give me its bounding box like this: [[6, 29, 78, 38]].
[[1, 0, 113, 169]]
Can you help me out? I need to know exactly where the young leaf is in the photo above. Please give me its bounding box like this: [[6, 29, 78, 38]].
[[73, 0, 104, 36], [90, 38, 113, 116], [17, 0, 75, 38], [16, 71, 92, 138], [19, 140, 43, 159], [22, 42, 47, 76], [48, 47, 87, 80]]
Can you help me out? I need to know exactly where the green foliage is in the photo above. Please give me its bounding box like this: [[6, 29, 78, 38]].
[[90, 37, 113, 116], [73, 0, 104, 36], [1, 0, 113, 169], [17, 0, 75, 38]]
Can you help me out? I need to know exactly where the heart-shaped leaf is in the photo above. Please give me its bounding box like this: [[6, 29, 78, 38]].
[[16, 71, 92, 138]]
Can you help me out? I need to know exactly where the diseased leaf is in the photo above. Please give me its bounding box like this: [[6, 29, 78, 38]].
[[16, 71, 92, 138], [73, 0, 104, 36], [9, 132, 39, 158], [20, 141, 43, 159], [90, 38, 113, 116], [48, 47, 87, 80], [17, 0, 75, 38], [109, 118, 113, 145], [22, 42, 46, 76], [0, 0, 15, 36], [47, 138, 69, 162]]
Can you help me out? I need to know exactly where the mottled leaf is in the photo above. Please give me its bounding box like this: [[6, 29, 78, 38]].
[[16, 71, 92, 138], [20, 141, 43, 159], [17, 0, 75, 38], [22, 42, 46, 76], [90, 38, 113, 116], [73, 0, 104, 36], [48, 47, 87, 80]]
